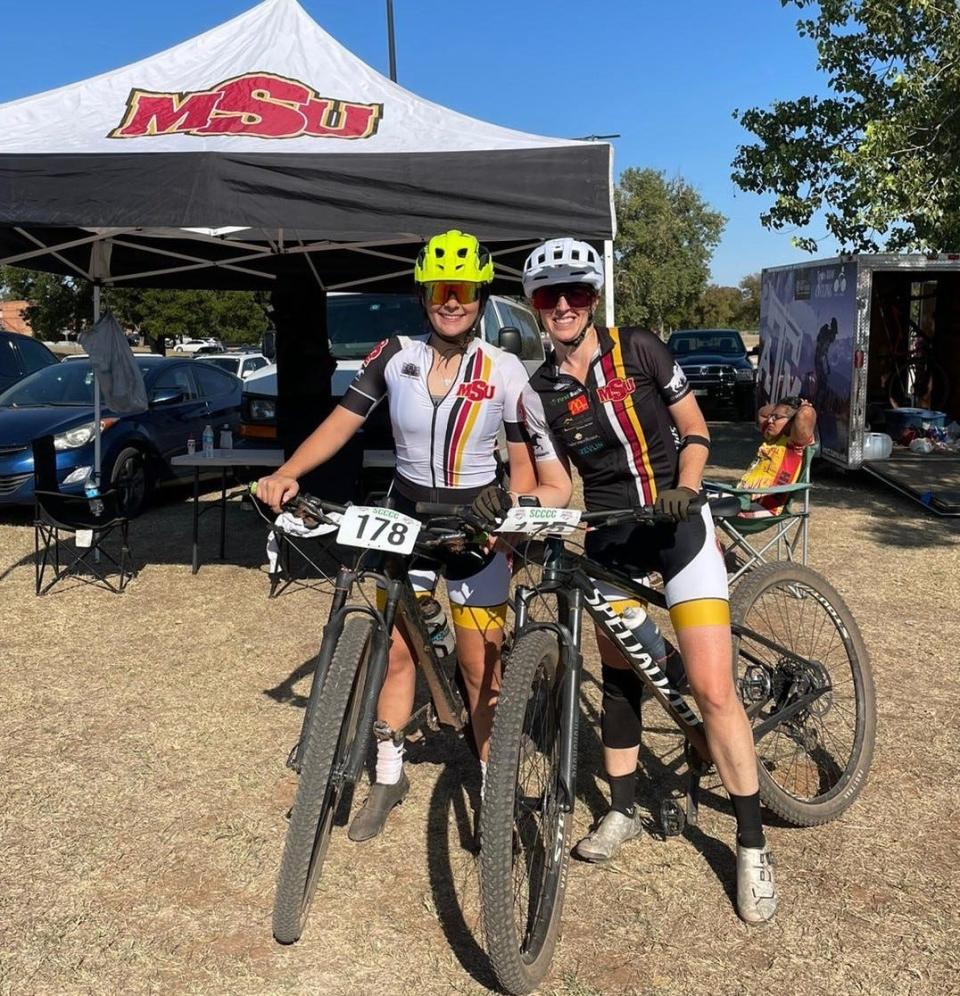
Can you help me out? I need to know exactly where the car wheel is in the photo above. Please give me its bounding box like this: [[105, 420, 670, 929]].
[[111, 447, 151, 517]]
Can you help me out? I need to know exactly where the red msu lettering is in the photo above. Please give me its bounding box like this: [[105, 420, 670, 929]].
[[596, 377, 636, 404], [456, 380, 496, 402], [109, 72, 383, 140]]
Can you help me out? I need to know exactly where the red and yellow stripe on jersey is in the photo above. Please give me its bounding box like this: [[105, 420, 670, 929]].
[[737, 433, 806, 516], [443, 350, 493, 487], [598, 327, 658, 505]]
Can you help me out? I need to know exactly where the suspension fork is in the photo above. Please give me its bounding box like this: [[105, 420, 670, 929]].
[[555, 585, 583, 813]]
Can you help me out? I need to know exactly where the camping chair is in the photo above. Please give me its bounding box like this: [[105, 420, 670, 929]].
[[705, 439, 817, 587], [33, 435, 134, 595]]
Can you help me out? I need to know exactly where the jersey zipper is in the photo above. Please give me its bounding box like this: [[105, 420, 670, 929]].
[[424, 344, 467, 490]]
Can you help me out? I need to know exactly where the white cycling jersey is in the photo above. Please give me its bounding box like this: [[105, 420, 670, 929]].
[[339, 335, 529, 501]]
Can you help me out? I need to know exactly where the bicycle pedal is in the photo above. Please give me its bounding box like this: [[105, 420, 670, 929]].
[[285, 742, 301, 772], [660, 798, 686, 837]]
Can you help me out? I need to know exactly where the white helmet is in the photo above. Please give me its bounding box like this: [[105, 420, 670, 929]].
[[522, 238, 604, 298]]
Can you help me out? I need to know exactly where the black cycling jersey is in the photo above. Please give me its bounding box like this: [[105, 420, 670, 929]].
[[520, 326, 691, 511]]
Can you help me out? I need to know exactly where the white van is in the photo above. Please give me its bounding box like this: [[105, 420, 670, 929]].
[[239, 292, 545, 469]]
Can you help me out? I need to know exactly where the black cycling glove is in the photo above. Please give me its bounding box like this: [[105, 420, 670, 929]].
[[654, 486, 699, 522], [471, 485, 513, 528]]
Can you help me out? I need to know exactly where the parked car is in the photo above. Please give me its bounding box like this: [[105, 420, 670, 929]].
[[0, 331, 59, 393], [0, 356, 241, 515], [239, 293, 544, 459], [666, 328, 757, 420], [195, 351, 268, 380], [172, 338, 223, 354]]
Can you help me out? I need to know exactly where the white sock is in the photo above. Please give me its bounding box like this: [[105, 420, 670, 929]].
[[376, 739, 404, 785], [480, 759, 488, 801]]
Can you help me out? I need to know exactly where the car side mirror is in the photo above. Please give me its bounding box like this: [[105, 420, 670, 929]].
[[150, 389, 185, 407], [749, 344, 761, 357], [261, 329, 277, 361], [498, 327, 522, 357]]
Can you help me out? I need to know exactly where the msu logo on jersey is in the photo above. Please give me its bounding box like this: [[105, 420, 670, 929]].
[[596, 377, 636, 404], [457, 379, 495, 402]]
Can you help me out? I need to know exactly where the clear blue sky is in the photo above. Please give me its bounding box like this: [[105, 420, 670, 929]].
[[0, 0, 836, 286]]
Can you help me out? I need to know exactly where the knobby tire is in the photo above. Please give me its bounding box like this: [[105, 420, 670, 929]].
[[272, 616, 375, 943], [730, 562, 876, 826], [480, 630, 571, 995]]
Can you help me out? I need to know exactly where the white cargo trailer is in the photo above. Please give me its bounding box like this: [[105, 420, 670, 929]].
[[759, 254, 960, 514]]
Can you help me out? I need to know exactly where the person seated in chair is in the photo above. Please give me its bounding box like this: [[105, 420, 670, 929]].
[[737, 395, 817, 518]]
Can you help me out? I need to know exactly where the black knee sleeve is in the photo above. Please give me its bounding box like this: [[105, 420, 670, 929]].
[[600, 663, 644, 749]]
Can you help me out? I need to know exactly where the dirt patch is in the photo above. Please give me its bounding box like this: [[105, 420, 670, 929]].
[[1, 422, 959, 995]]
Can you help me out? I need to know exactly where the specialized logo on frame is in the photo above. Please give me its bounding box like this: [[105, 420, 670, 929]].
[[109, 72, 383, 140]]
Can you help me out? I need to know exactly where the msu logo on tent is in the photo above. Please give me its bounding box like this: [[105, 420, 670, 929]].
[[109, 72, 382, 140]]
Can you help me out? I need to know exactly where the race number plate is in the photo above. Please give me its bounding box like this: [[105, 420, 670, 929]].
[[495, 506, 582, 535], [336, 505, 421, 554]]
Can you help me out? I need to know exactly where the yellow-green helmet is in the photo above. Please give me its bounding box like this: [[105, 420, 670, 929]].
[[414, 230, 494, 284]]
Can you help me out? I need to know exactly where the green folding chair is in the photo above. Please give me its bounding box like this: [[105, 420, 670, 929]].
[[705, 440, 817, 586]]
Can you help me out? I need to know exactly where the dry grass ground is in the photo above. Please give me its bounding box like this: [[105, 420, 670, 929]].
[[1, 423, 959, 996]]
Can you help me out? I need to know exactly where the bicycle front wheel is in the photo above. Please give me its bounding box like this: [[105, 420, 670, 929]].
[[273, 616, 375, 943], [731, 562, 876, 826], [480, 630, 571, 995]]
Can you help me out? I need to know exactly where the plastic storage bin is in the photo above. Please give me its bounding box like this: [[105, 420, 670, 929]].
[[883, 408, 946, 437], [863, 432, 893, 460]]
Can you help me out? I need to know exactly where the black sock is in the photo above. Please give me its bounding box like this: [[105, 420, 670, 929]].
[[729, 791, 765, 848], [608, 773, 636, 817]]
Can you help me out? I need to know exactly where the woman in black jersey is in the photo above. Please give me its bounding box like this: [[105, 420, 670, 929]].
[[510, 237, 777, 925], [257, 231, 569, 843]]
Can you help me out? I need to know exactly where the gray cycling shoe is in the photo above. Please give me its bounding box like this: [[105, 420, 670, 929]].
[[574, 809, 644, 862], [347, 771, 410, 842], [736, 844, 777, 925]]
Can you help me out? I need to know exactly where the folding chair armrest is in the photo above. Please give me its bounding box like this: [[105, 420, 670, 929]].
[[740, 482, 812, 496]]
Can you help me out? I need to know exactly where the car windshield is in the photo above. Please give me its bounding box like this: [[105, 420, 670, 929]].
[[668, 332, 745, 356], [199, 356, 241, 374], [327, 294, 425, 359], [0, 359, 153, 407]]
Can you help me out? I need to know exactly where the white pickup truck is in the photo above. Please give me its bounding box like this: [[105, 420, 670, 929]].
[[239, 292, 546, 471]]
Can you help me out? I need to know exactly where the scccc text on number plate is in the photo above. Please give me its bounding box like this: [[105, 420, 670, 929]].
[[336, 505, 422, 554]]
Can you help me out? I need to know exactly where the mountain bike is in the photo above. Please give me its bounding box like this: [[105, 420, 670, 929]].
[[250, 485, 485, 945], [475, 498, 876, 995]]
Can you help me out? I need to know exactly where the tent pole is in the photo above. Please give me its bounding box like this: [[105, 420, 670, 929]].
[[386, 0, 397, 82], [603, 240, 615, 326], [93, 284, 101, 489]]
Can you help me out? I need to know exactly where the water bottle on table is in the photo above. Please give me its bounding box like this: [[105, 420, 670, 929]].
[[202, 424, 215, 458]]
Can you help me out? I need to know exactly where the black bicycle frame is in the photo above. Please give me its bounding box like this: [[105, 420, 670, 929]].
[[290, 549, 469, 779], [511, 536, 832, 813]]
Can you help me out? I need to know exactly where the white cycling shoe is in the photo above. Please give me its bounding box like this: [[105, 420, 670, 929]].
[[736, 843, 777, 925], [574, 809, 644, 862]]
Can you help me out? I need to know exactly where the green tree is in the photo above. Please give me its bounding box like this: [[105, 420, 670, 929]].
[[0, 267, 92, 339], [614, 168, 726, 333], [732, 1, 960, 252], [106, 287, 268, 346], [736, 272, 761, 329], [693, 285, 743, 328], [0, 266, 268, 345]]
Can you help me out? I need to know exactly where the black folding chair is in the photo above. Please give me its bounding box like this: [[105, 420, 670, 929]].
[[33, 435, 134, 595]]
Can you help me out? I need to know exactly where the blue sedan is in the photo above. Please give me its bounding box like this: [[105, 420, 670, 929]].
[[0, 355, 242, 515]]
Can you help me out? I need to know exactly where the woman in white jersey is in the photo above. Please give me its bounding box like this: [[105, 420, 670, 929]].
[[257, 230, 569, 841]]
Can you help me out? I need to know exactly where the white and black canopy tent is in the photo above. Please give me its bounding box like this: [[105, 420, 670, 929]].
[[0, 0, 615, 490], [0, 0, 615, 299]]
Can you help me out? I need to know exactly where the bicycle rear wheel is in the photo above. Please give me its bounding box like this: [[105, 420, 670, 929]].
[[480, 630, 571, 995], [273, 616, 375, 943], [730, 562, 875, 827]]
